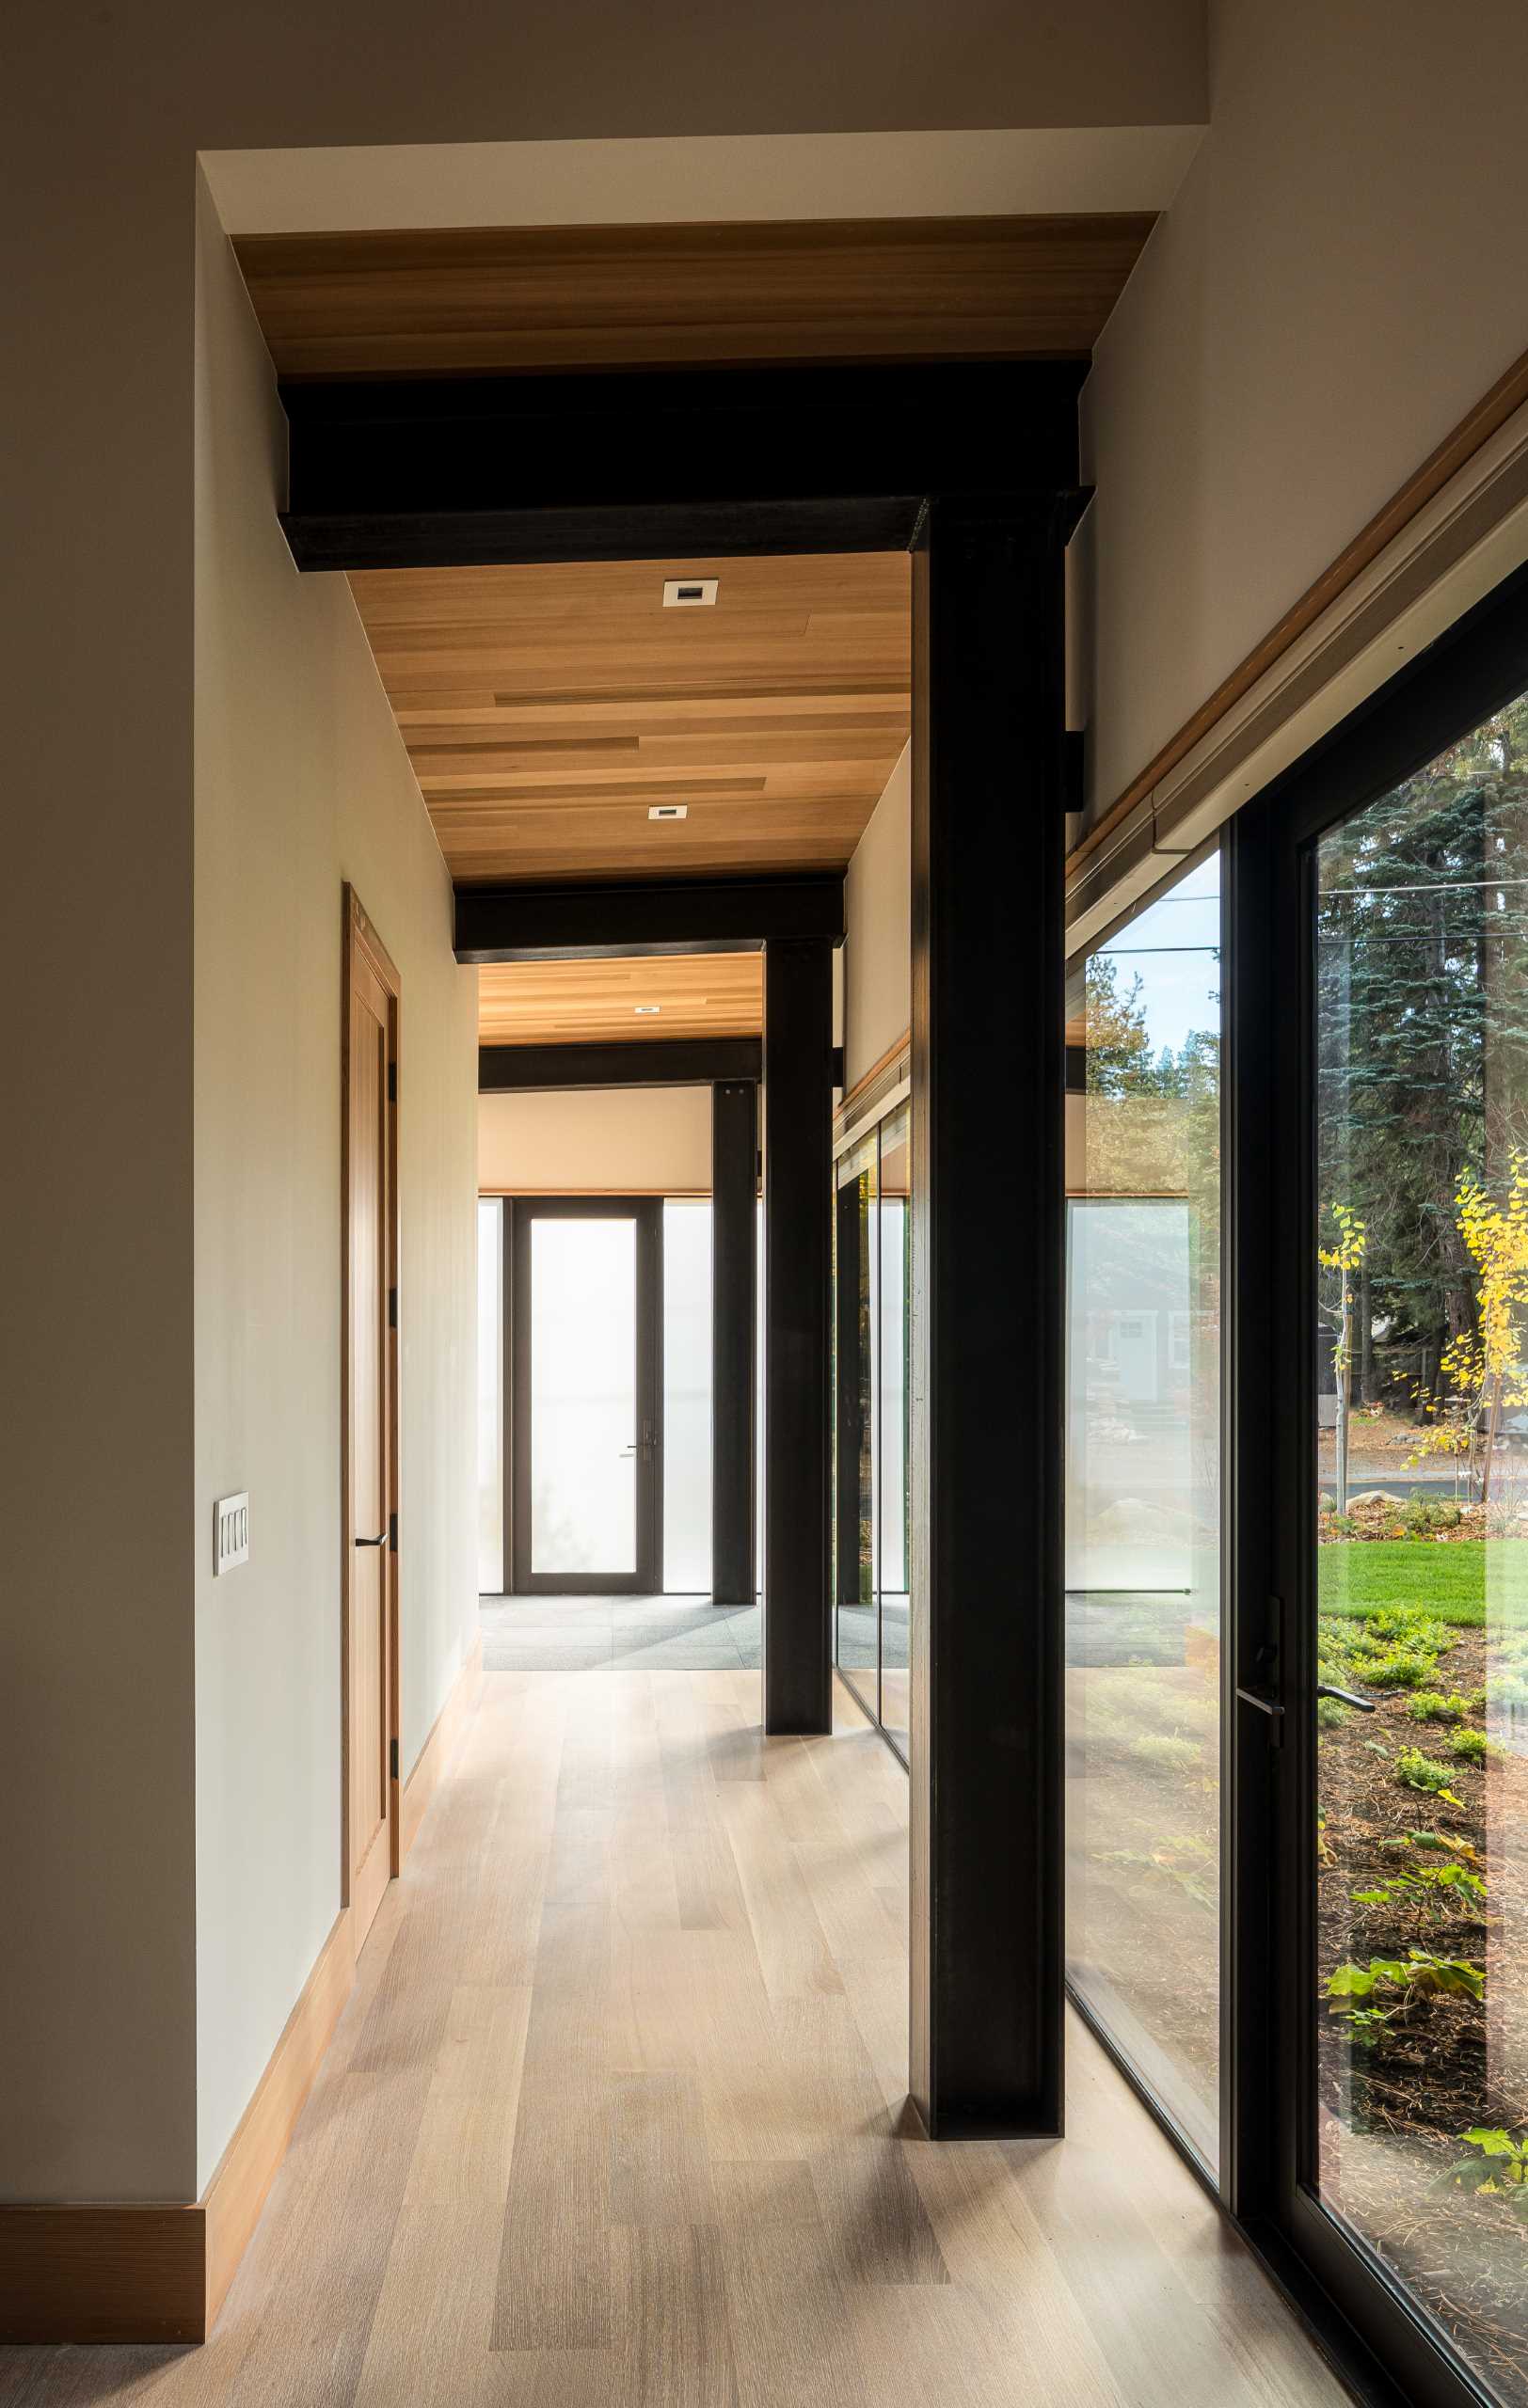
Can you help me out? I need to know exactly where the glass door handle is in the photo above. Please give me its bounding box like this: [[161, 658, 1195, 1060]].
[[1315, 1682, 1377, 1713]]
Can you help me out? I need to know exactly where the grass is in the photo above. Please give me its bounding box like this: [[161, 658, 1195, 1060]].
[[1317, 1540, 1528, 1627]]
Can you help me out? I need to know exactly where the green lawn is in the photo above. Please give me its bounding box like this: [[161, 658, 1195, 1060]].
[[1318, 1538, 1528, 1626]]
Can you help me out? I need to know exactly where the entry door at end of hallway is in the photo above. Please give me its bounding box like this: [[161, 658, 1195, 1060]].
[[510, 1198, 663, 1594]]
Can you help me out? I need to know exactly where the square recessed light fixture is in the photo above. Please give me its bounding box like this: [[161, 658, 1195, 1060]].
[[648, 803, 688, 820], [634, 1004, 661, 1015], [662, 578, 718, 608]]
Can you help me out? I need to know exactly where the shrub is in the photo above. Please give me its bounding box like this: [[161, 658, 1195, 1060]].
[[1394, 1747, 1464, 1803], [1406, 1497, 1464, 1535], [1317, 1696, 1353, 1730]]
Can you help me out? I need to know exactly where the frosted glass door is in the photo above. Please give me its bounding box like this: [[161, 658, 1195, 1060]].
[[512, 1200, 661, 1593]]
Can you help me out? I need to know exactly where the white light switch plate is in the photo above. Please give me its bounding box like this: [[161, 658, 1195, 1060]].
[[215, 1491, 250, 1575]]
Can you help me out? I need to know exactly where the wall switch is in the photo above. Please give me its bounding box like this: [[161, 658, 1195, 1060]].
[[215, 1491, 250, 1575]]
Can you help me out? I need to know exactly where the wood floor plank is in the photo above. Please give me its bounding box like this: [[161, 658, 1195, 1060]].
[[610, 2070, 716, 2228], [612, 2226, 739, 2408], [711, 2161, 872, 2408], [716, 1787, 844, 2003]]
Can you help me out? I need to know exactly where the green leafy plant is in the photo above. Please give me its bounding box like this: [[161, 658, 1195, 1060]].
[[1406, 1497, 1464, 1535], [1448, 1726, 1497, 1764], [1317, 1695, 1353, 1730], [1435, 2129, 1528, 2205], [1326, 1949, 1485, 2045], [1361, 1646, 1436, 1689], [1350, 1860, 1488, 1916], [1405, 1691, 1477, 1724], [1393, 1747, 1465, 1803]]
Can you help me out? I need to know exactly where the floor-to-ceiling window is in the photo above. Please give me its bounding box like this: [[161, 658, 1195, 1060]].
[[662, 1197, 713, 1593], [477, 1196, 504, 1594], [1304, 678, 1528, 2406], [833, 1069, 913, 1762], [1065, 852, 1224, 2170]]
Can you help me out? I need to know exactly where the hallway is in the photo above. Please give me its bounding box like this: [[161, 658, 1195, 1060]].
[[3, 1670, 1346, 2408]]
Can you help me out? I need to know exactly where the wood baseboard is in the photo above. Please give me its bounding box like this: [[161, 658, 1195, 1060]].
[[401, 1629, 484, 1861], [0, 1624, 485, 2345]]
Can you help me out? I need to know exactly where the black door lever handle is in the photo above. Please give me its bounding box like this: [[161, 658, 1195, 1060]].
[[354, 1533, 387, 1546]]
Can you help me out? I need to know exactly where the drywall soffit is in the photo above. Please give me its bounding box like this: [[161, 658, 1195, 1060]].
[[1065, 392, 1528, 956], [199, 128, 1203, 236]]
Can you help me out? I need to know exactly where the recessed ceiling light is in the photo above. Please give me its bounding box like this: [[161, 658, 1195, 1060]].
[[648, 803, 688, 820], [634, 1004, 661, 1015], [662, 578, 718, 609]]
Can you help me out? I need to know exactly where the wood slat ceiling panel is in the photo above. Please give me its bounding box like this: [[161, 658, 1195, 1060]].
[[235, 214, 1155, 380], [349, 552, 911, 884], [479, 954, 763, 1045]]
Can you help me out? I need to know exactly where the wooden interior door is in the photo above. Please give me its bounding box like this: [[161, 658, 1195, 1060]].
[[342, 888, 399, 1953]]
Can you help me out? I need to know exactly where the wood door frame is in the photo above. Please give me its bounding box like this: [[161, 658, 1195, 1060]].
[[341, 884, 402, 1909], [509, 1196, 663, 1596]]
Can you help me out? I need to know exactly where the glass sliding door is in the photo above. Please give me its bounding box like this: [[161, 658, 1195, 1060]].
[[878, 1104, 912, 1755], [1291, 671, 1528, 2406], [835, 1130, 879, 1712], [1065, 853, 1224, 2171], [832, 1091, 914, 1762]]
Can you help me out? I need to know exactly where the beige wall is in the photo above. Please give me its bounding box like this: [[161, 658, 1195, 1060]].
[[843, 746, 912, 1092], [1079, 0, 1528, 827], [479, 1087, 712, 1194], [193, 175, 479, 2194]]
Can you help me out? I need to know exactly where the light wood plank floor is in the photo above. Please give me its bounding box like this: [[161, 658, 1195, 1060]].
[[0, 1672, 1350, 2408]]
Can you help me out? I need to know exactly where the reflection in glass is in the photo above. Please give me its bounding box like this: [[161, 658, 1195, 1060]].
[[663, 1200, 712, 1592], [836, 1132, 879, 1709], [1065, 851, 1222, 2170], [529, 1215, 637, 1575], [879, 1105, 911, 1754], [477, 1197, 503, 1594], [1313, 687, 1528, 2406]]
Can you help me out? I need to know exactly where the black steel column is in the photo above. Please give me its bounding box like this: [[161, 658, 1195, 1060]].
[[711, 1078, 757, 1607], [761, 938, 834, 1735], [909, 493, 1080, 2135]]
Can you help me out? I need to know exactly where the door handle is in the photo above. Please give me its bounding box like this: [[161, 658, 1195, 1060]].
[[1316, 1683, 1377, 1713], [355, 1533, 387, 1546]]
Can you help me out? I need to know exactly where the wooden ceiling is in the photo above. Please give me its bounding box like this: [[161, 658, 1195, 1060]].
[[348, 551, 911, 886], [479, 954, 762, 1046], [234, 214, 1155, 381]]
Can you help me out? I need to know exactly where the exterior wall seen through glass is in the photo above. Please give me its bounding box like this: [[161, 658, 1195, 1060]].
[[1313, 684, 1528, 2407], [1065, 852, 1223, 2171]]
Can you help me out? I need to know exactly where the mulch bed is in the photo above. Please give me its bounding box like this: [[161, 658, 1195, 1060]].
[[1318, 1621, 1528, 2403]]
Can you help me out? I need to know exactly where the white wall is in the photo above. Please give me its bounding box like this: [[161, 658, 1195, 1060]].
[[479, 1087, 712, 1195], [193, 175, 478, 2194], [1080, 0, 1528, 826], [843, 746, 912, 1091]]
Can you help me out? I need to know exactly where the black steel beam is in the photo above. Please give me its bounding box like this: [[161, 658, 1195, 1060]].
[[908, 490, 1084, 2138], [455, 876, 845, 965], [278, 362, 1086, 572], [761, 938, 834, 1735], [479, 1038, 761, 1092], [710, 1079, 758, 1608]]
